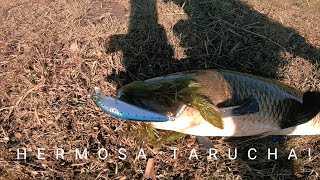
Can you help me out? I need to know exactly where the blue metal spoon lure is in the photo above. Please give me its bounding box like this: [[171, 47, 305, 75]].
[[88, 87, 171, 122]]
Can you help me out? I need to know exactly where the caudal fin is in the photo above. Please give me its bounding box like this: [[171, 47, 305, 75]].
[[296, 91, 320, 125], [280, 91, 320, 129], [303, 91, 320, 111]]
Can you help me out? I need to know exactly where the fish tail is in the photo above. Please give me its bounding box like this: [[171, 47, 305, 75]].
[[303, 91, 320, 112], [282, 91, 320, 129]]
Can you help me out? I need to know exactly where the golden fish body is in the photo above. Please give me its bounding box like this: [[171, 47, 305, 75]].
[[143, 70, 320, 136]]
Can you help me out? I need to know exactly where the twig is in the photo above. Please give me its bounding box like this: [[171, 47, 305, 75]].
[[144, 158, 155, 179], [0, 125, 8, 137], [1, 83, 45, 125], [213, 16, 286, 50]]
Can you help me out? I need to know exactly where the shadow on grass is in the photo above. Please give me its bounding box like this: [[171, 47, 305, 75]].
[[107, 0, 320, 178], [107, 0, 175, 85]]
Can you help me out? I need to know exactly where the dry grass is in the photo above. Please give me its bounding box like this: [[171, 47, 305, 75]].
[[0, 0, 319, 179]]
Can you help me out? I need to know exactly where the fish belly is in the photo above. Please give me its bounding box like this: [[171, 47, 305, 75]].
[[151, 107, 320, 136], [151, 106, 278, 136], [267, 113, 320, 135], [148, 70, 320, 136]]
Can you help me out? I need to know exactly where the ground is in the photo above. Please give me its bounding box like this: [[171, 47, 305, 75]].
[[0, 0, 320, 179]]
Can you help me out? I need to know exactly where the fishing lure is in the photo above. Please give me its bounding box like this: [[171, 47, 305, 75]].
[[88, 87, 174, 122]]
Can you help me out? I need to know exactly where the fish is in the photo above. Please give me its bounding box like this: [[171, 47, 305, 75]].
[[89, 69, 320, 136]]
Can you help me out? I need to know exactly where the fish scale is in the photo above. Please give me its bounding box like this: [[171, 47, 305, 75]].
[[90, 69, 320, 136], [147, 69, 319, 136], [220, 71, 302, 127]]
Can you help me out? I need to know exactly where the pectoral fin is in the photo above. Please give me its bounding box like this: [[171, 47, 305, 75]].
[[189, 95, 224, 129], [220, 97, 259, 117]]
